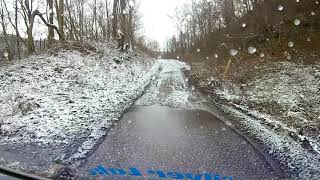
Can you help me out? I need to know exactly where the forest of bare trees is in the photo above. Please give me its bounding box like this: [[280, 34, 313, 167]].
[[0, 0, 141, 60], [166, 0, 320, 60]]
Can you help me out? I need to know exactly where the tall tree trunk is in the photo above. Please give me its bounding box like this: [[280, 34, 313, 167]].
[[27, 26, 35, 54], [47, 0, 54, 46], [15, 0, 21, 59], [58, 0, 65, 41], [112, 0, 119, 37], [26, 0, 36, 55], [106, 0, 111, 41]]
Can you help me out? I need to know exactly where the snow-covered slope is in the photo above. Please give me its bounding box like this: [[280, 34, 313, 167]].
[[212, 61, 320, 179], [0, 48, 164, 172]]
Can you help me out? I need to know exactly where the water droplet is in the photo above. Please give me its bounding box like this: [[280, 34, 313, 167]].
[[197, 48, 201, 53], [241, 23, 247, 28], [3, 51, 9, 58], [316, 1, 319, 5], [288, 41, 294, 48], [260, 52, 265, 58], [177, 56, 180, 59], [214, 54, 219, 58], [307, 37, 311, 42], [277, 5, 284, 11], [311, 12, 316, 16], [129, 0, 134, 7], [186, 14, 192, 21], [225, 121, 233, 127], [294, 19, 301, 26], [229, 49, 238, 56], [248, 46, 257, 54], [296, 0, 300, 3], [206, 56, 209, 60], [191, 86, 195, 91], [287, 53, 292, 60], [200, 125, 204, 129], [128, 120, 132, 124], [221, 127, 227, 131]]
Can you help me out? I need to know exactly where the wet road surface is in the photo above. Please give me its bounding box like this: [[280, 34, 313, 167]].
[[77, 105, 283, 180]]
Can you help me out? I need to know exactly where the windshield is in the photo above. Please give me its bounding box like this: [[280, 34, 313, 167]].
[[0, 0, 319, 179]]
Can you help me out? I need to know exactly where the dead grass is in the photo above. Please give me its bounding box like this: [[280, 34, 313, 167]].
[[47, 41, 97, 55]]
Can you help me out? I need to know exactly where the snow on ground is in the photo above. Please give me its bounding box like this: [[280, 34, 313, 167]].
[[212, 61, 320, 178], [0, 47, 165, 170], [135, 59, 207, 109]]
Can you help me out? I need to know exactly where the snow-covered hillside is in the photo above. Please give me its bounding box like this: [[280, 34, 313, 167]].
[[0, 45, 165, 172], [193, 61, 320, 179]]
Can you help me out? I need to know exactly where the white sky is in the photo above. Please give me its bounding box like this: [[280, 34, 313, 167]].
[[139, 0, 187, 49]]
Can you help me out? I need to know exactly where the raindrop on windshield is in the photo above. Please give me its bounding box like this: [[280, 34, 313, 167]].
[[311, 11, 316, 16], [248, 46, 257, 54], [214, 53, 218, 58], [3, 51, 9, 58], [129, 0, 134, 7], [260, 52, 265, 58], [186, 14, 192, 21], [287, 53, 292, 60], [152, 76, 156, 81], [229, 49, 238, 56], [294, 19, 301, 26], [241, 23, 247, 28], [277, 5, 284, 11], [288, 41, 294, 48], [197, 48, 201, 53], [225, 121, 233, 127]]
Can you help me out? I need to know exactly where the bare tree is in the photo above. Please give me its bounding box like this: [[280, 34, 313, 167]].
[[47, 0, 55, 46], [55, 0, 65, 41]]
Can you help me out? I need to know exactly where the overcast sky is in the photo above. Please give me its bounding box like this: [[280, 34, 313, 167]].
[[139, 0, 187, 49]]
